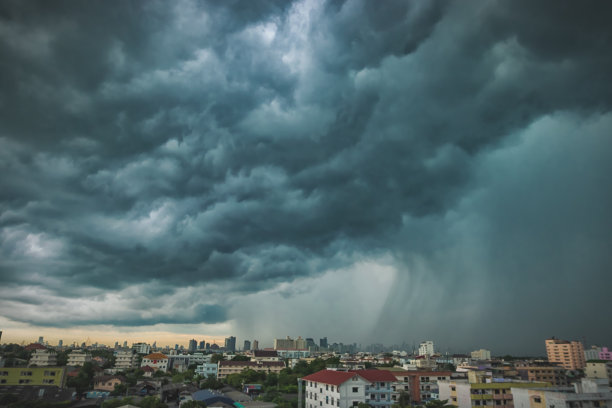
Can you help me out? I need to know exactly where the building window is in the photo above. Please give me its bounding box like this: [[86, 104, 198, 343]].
[[327, 385, 329, 391], [20, 371, 33, 376], [332, 386, 335, 392], [0, 380, 6, 384], [353, 387, 359, 393], [19, 379, 32, 384], [353, 402, 359, 407], [534, 398, 541, 403]]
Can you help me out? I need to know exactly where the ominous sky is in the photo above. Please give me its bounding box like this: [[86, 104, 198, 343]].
[[1, 0, 612, 355]]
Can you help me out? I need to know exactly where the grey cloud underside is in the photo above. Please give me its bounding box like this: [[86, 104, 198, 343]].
[[1, 0, 612, 349]]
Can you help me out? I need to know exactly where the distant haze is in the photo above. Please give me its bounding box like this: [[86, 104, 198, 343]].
[[1, 0, 611, 355]]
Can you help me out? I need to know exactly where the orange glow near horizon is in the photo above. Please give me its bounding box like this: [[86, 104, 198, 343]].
[[0, 327, 230, 348]]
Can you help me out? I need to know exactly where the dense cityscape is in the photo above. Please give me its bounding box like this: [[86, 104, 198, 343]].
[[1, 331, 611, 408], [2, 0, 612, 407]]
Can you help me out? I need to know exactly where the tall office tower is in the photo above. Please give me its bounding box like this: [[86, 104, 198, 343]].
[[199, 340, 206, 350], [0, 330, 3, 343], [320, 337, 328, 348], [114, 341, 119, 349], [58, 340, 63, 348], [243, 340, 251, 351], [306, 338, 316, 349], [123, 341, 128, 348], [546, 337, 586, 370], [418, 341, 435, 356], [38, 336, 44, 344], [224, 336, 236, 352], [188, 339, 197, 352], [252, 340, 259, 350]]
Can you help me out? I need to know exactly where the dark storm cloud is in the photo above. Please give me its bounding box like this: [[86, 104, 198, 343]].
[[1, 0, 611, 352]]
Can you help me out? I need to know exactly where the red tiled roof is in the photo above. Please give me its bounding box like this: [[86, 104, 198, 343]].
[[141, 365, 155, 372], [302, 370, 358, 386], [351, 369, 397, 382], [143, 353, 168, 360], [390, 370, 452, 377], [24, 343, 47, 351], [220, 361, 284, 367]]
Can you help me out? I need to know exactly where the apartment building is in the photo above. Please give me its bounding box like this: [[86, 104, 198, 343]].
[[419, 342, 435, 357], [195, 363, 218, 378], [512, 378, 612, 408], [391, 370, 453, 404], [439, 371, 551, 408], [141, 352, 169, 373], [303, 369, 397, 408], [515, 365, 568, 386], [585, 362, 612, 385], [217, 361, 284, 379], [67, 350, 92, 366], [114, 349, 139, 370], [0, 367, 66, 387], [545, 338, 585, 370], [29, 349, 57, 367], [472, 350, 492, 361]]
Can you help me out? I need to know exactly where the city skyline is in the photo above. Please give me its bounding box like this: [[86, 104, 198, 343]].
[[1, 0, 611, 355]]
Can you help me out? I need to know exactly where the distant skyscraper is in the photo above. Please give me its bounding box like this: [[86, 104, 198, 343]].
[[199, 340, 206, 350], [306, 338, 316, 349], [188, 339, 197, 352], [252, 340, 259, 350], [0, 331, 3, 343], [38, 336, 44, 344], [244, 340, 251, 351], [114, 341, 118, 349], [58, 340, 63, 348], [320, 337, 328, 348], [224, 336, 236, 352], [123, 341, 128, 348]]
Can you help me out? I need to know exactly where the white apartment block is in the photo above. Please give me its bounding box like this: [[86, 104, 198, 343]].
[[67, 350, 92, 366], [132, 342, 152, 355], [303, 369, 396, 408], [419, 341, 435, 357], [195, 363, 218, 378], [29, 349, 57, 367], [114, 349, 139, 370], [141, 353, 169, 373]]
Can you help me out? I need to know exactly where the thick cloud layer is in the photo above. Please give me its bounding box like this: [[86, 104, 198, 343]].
[[1, 0, 611, 354]]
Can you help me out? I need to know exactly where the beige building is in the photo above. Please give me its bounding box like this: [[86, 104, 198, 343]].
[[515, 364, 568, 386], [586, 361, 612, 385], [141, 353, 169, 373], [93, 375, 126, 391], [273, 336, 307, 350], [67, 350, 92, 366], [545, 338, 585, 370], [29, 349, 57, 367], [471, 350, 492, 361], [512, 378, 612, 408], [217, 361, 284, 379]]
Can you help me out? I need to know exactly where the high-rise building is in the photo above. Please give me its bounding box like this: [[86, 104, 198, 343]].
[[244, 340, 251, 351], [38, 336, 44, 344], [319, 337, 328, 349], [546, 337, 586, 370], [252, 340, 259, 350], [188, 339, 197, 353], [224, 336, 236, 352], [306, 338, 317, 349], [199, 340, 206, 350], [58, 340, 63, 348], [418, 341, 435, 356]]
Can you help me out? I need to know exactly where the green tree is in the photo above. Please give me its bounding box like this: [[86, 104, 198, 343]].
[[111, 383, 128, 396], [425, 399, 453, 408], [232, 355, 251, 361], [181, 401, 207, 408], [210, 354, 224, 364], [397, 391, 410, 408], [139, 396, 168, 408]]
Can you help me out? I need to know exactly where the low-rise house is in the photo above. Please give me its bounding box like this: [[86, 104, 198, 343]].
[[251, 350, 281, 362], [93, 375, 126, 391]]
